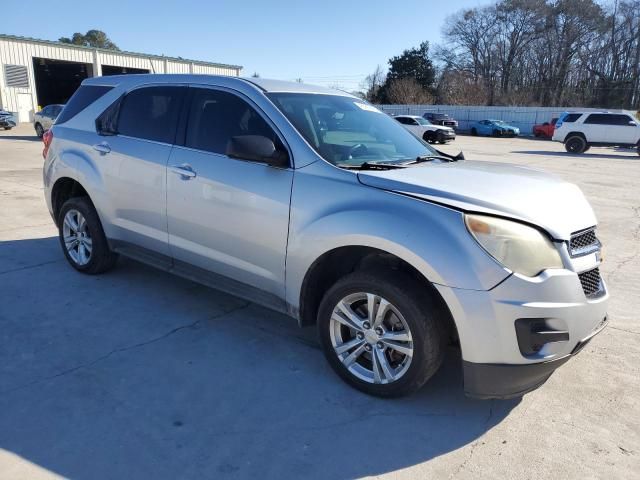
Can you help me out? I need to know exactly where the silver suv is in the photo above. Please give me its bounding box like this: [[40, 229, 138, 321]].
[[43, 75, 608, 399]]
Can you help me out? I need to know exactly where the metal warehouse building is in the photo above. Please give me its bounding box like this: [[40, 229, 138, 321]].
[[0, 34, 242, 123]]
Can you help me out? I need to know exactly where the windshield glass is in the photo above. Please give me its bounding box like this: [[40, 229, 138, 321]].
[[415, 117, 430, 126], [267, 93, 437, 166], [492, 120, 506, 125]]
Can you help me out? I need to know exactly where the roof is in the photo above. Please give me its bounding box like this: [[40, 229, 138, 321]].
[[0, 33, 242, 70], [394, 114, 422, 118], [83, 74, 354, 96], [245, 78, 353, 96]]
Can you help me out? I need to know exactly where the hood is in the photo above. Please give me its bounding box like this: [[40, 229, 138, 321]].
[[357, 160, 596, 240]]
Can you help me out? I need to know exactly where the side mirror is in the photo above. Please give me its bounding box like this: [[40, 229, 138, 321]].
[[226, 135, 289, 167]]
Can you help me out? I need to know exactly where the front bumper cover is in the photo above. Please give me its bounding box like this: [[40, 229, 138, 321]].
[[463, 315, 607, 399]]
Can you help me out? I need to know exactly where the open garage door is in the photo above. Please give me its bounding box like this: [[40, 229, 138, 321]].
[[101, 65, 150, 76], [33, 58, 91, 108]]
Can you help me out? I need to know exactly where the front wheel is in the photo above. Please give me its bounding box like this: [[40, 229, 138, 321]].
[[58, 197, 118, 274], [317, 271, 445, 397], [471, 127, 478, 136], [3, 126, 11, 131], [35, 123, 44, 137]]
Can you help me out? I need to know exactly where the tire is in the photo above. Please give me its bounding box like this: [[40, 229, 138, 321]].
[[3, 127, 12, 131], [58, 196, 118, 274], [35, 123, 44, 138], [423, 131, 436, 144], [317, 270, 445, 398], [471, 127, 478, 136], [437, 131, 445, 144], [637, 142, 640, 156], [564, 135, 587, 154]]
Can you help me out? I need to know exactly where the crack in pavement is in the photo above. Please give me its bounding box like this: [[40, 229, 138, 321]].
[[608, 326, 640, 336], [448, 400, 495, 479], [0, 259, 62, 275], [0, 302, 251, 395]]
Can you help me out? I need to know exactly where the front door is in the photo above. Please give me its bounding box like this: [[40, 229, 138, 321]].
[[166, 87, 293, 302]]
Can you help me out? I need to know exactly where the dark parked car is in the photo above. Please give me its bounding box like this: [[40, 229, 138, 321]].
[[0, 109, 16, 130], [423, 112, 458, 129]]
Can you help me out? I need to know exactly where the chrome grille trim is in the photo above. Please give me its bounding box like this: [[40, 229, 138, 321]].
[[569, 227, 600, 258]]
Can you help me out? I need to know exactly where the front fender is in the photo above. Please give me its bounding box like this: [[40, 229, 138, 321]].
[[285, 162, 509, 311]]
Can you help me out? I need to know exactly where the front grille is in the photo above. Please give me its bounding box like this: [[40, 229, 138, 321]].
[[578, 267, 604, 298], [570, 228, 600, 257]]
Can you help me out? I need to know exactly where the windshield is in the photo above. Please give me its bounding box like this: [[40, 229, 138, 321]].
[[492, 120, 506, 125], [267, 93, 437, 166], [415, 117, 430, 126]]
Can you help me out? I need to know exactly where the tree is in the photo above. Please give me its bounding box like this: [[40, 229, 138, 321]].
[[376, 42, 437, 103], [59, 30, 119, 50], [362, 65, 386, 102], [386, 78, 434, 104]]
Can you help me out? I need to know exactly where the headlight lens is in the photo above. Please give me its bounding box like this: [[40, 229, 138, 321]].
[[465, 214, 563, 277]]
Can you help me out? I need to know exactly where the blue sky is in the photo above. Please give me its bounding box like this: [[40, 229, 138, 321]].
[[5, 0, 488, 90]]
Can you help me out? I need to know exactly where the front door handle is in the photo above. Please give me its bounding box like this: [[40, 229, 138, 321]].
[[93, 142, 111, 154], [170, 164, 197, 179]]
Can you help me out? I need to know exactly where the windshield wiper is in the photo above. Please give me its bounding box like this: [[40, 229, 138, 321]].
[[339, 161, 407, 170]]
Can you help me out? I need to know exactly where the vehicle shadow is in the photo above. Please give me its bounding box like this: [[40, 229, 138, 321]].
[[0, 236, 519, 479], [511, 150, 639, 160]]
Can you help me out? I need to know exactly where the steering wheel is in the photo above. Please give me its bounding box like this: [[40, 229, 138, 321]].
[[347, 143, 369, 160]]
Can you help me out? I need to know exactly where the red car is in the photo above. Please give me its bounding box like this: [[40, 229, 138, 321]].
[[533, 118, 558, 138]]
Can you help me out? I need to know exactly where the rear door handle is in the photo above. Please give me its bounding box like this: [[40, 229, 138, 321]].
[[93, 142, 111, 154], [170, 164, 197, 179]]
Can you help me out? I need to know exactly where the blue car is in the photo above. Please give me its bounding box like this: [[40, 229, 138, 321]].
[[470, 119, 520, 137]]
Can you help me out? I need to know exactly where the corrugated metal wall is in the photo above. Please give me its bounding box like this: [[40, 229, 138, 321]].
[[0, 36, 241, 122], [377, 104, 637, 135]]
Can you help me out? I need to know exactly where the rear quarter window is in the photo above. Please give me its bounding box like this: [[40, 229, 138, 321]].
[[563, 113, 582, 123], [56, 85, 113, 124]]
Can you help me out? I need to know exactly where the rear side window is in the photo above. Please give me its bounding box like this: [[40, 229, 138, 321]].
[[56, 85, 113, 124], [185, 88, 280, 155], [117, 86, 185, 143], [563, 113, 582, 123], [583, 114, 630, 125]]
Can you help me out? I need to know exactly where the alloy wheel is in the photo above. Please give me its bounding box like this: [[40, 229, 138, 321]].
[[62, 209, 92, 266], [329, 292, 414, 384]]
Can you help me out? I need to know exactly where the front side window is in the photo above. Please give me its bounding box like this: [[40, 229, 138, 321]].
[[268, 93, 438, 166], [186, 88, 281, 156], [117, 86, 185, 143]]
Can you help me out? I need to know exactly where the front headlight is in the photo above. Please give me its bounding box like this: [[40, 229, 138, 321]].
[[465, 214, 563, 277]]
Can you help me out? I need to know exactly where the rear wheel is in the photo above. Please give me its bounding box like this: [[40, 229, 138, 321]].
[[318, 270, 445, 397], [3, 126, 12, 131], [58, 197, 118, 274], [565, 135, 587, 154], [35, 123, 44, 138]]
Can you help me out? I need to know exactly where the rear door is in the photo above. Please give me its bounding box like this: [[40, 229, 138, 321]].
[[166, 86, 293, 302], [582, 114, 613, 143], [98, 85, 186, 258]]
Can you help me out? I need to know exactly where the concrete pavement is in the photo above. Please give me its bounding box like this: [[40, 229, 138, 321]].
[[0, 124, 638, 479]]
